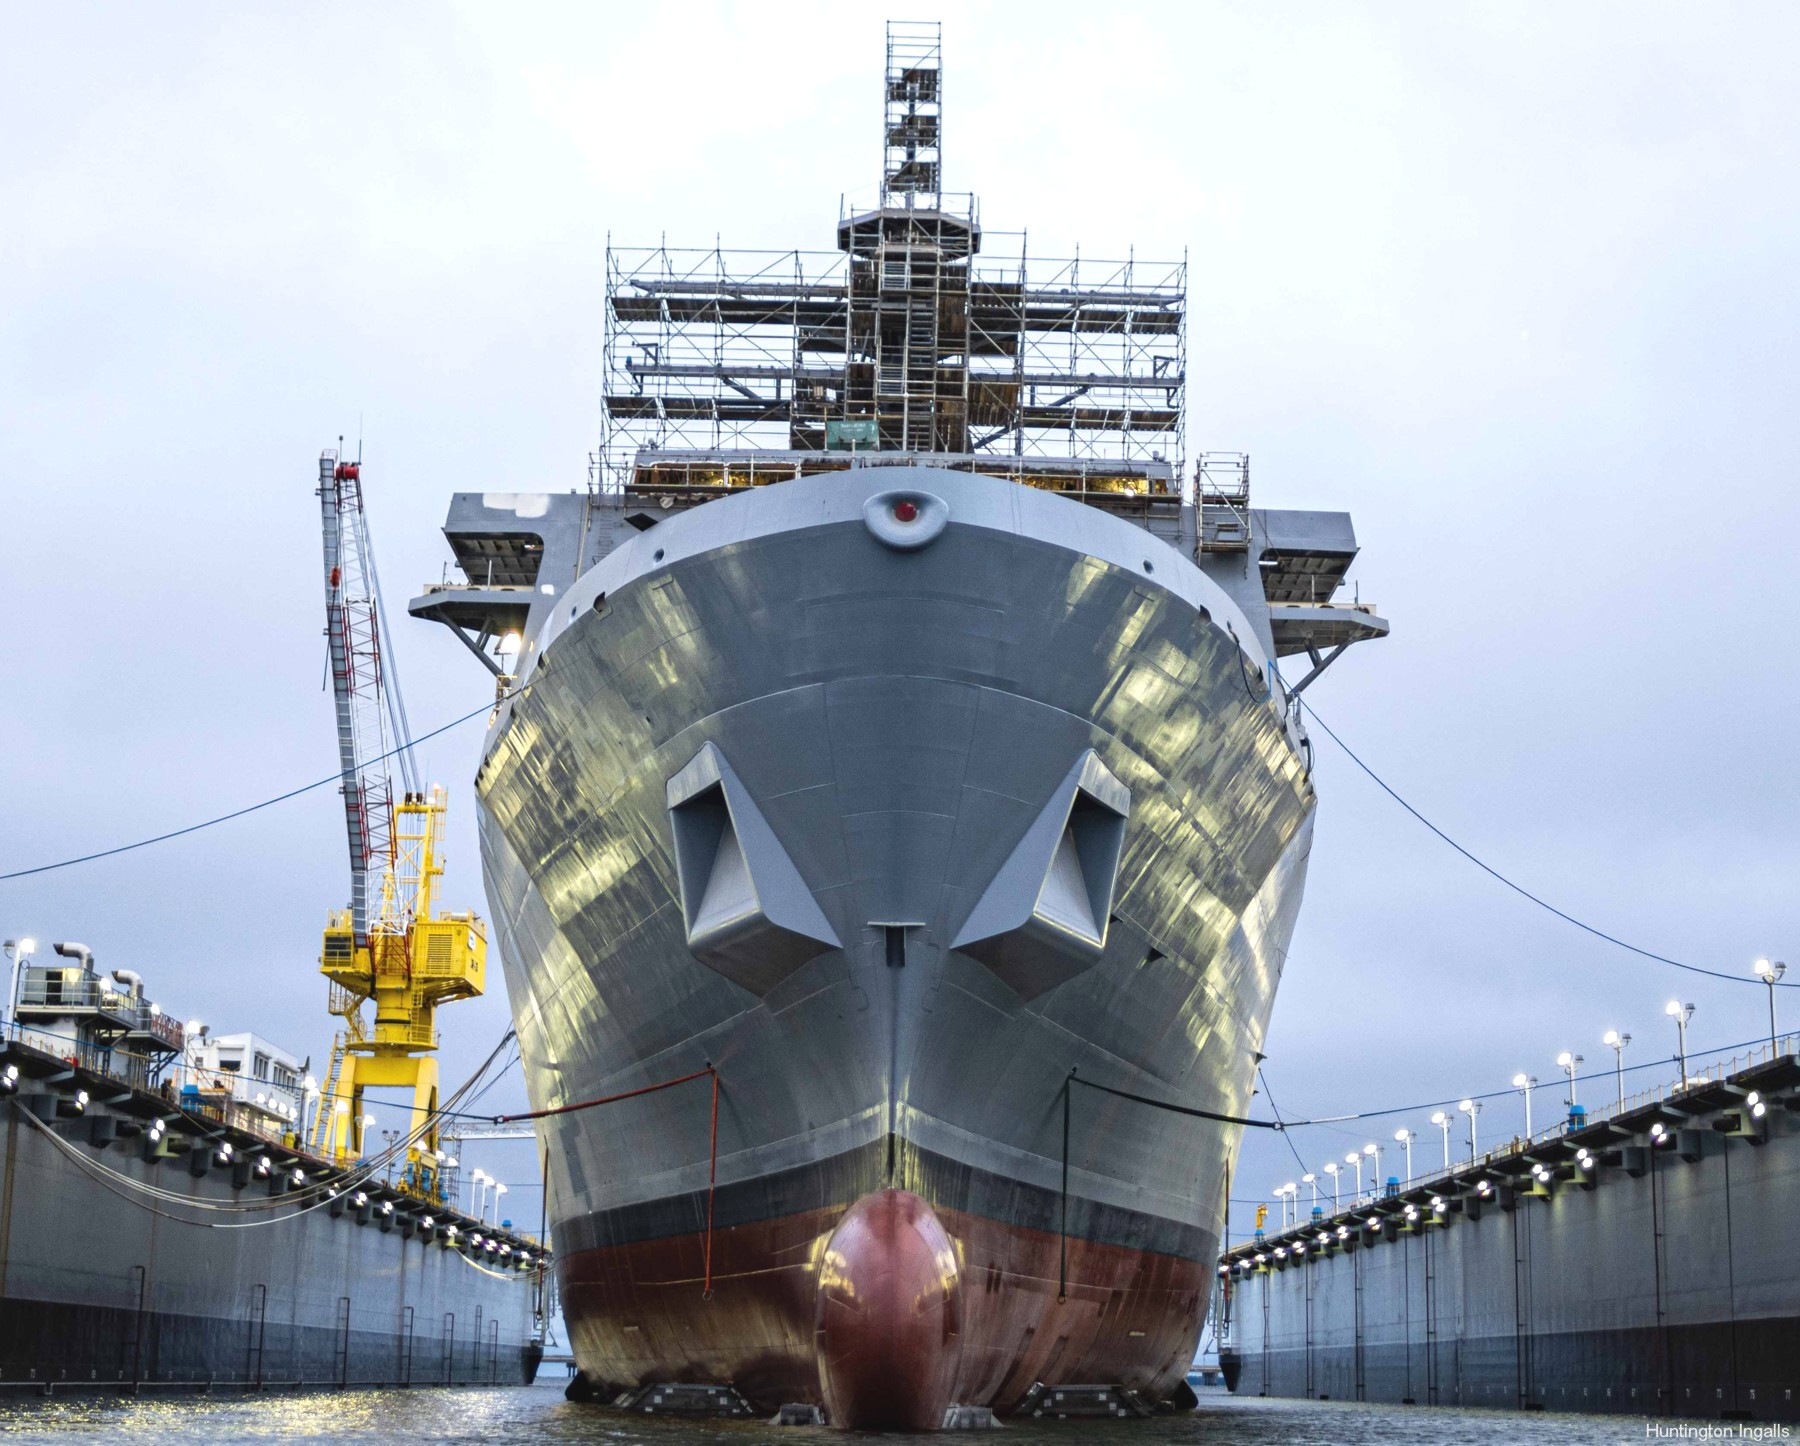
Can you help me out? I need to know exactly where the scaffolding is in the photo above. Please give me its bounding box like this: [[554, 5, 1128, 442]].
[[599, 22, 1187, 518]]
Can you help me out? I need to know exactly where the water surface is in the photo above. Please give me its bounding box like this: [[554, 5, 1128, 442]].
[[0, 1379, 1769, 1444]]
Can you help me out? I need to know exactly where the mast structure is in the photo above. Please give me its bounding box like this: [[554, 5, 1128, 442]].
[[599, 22, 1187, 521]]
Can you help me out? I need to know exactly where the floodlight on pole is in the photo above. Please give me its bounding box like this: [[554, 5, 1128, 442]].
[[1556, 1051, 1584, 1111], [1458, 1098, 1481, 1163], [1512, 1073, 1537, 1138], [1602, 1030, 1631, 1110], [1665, 1001, 1695, 1087], [1754, 959, 1787, 1050], [1394, 1128, 1415, 1182], [1430, 1110, 1451, 1169]]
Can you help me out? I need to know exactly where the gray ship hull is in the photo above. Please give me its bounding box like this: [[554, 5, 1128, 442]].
[[476, 467, 1315, 1416]]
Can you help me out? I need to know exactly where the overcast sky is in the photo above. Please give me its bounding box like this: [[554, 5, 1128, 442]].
[[4, 2, 1798, 1242]]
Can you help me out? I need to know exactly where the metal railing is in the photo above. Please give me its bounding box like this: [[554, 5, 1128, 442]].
[[1260, 1035, 1799, 1227]]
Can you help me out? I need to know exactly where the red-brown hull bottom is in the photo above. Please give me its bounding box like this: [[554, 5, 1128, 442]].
[[816, 1190, 963, 1429], [560, 1193, 1208, 1421]]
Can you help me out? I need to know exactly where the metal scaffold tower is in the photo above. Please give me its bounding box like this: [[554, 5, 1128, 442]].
[[312, 449, 486, 1202], [598, 22, 1187, 521]]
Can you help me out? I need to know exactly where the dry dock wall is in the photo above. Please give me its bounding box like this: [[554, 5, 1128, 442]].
[[0, 1044, 540, 1393], [1219, 1053, 1800, 1422]]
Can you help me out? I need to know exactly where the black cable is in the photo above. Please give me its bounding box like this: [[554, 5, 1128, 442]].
[[0, 700, 500, 883], [1300, 699, 1792, 990], [1255, 1066, 1313, 1175], [1071, 1073, 1272, 1127]]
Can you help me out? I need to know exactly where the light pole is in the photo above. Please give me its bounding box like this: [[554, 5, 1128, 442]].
[[1430, 1110, 1451, 1169], [1601, 1030, 1631, 1110], [490, 1182, 507, 1225], [472, 1168, 490, 1219], [1346, 1151, 1363, 1201], [301, 1075, 319, 1147], [1363, 1142, 1382, 1199], [1322, 1162, 1340, 1211], [1394, 1128, 1415, 1183], [1665, 1000, 1695, 1087], [1458, 1098, 1481, 1163], [1512, 1073, 1537, 1139], [1302, 1173, 1318, 1217], [3, 938, 36, 1029], [183, 1019, 209, 1090], [1754, 959, 1787, 1050], [1556, 1052, 1584, 1114]]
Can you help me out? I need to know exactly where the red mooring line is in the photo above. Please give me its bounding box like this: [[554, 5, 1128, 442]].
[[493, 1066, 715, 1124], [494, 1065, 721, 1299]]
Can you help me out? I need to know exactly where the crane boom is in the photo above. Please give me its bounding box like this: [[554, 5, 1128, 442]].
[[317, 450, 418, 943]]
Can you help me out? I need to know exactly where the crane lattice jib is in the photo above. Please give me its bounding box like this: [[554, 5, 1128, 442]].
[[317, 452, 417, 944]]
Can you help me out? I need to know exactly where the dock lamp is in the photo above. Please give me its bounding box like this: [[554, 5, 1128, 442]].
[[1754, 960, 1787, 1050], [471, 1168, 490, 1218], [1512, 1074, 1537, 1139], [1272, 1183, 1291, 1228], [1430, 1111, 1451, 1169], [1602, 1031, 1631, 1110], [1458, 1098, 1481, 1163], [1302, 1173, 1319, 1217], [1556, 1052, 1584, 1112], [3, 938, 36, 1027], [490, 1182, 508, 1225], [1322, 1162, 1340, 1210], [1345, 1151, 1363, 1201], [1362, 1143, 1382, 1198], [1666, 1001, 1695, 1087], [1394, 1129, 1416, 1183]]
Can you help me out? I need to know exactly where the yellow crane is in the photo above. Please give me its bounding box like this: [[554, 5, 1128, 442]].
[[308, 450, 486, 1202]]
